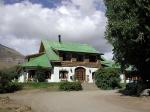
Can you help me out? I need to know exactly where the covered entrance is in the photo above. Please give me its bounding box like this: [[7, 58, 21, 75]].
[[75, 67, 86, 82]]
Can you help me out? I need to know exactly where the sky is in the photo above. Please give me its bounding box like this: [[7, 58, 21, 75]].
[[0, 0, 113, 60]]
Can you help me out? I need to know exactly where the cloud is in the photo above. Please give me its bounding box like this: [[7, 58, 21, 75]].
[[103, 51, 113, 60], [0, 0, 112, 56]]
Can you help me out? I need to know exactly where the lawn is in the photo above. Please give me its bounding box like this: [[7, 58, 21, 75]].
[[22, 82, 60, 91]]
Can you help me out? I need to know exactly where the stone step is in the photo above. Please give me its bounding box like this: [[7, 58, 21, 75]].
[[82, 83, 99, 90]]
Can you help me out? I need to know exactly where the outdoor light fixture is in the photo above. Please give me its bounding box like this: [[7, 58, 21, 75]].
[[70, 68, 73, 73], [89, 69, 91, 73]]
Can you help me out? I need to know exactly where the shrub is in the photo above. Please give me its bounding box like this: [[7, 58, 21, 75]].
[[124, 82, 138, 95], [1, 83, 23, 93], [59, 81, 82, 91], [122, 81, 148, 96], [0, 70, 22, 93], [95, 68, 121, 90]]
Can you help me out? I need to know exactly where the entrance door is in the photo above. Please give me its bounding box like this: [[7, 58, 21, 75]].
[[75, 67, 86, 82]]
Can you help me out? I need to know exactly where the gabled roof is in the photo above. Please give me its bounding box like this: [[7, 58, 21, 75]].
[[21, 54, 51, 68], [21, 40, 102, 68], [41, 40, 100, 61], [41, 40, 60, 61]]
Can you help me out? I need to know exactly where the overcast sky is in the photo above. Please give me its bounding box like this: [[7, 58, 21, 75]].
[[0, 0, 113, 60]]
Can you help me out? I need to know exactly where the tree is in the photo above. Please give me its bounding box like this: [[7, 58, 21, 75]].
[[104, 0, 150, 81]]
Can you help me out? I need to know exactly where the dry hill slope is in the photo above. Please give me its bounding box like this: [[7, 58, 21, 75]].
[[0, 44, 25, 70]]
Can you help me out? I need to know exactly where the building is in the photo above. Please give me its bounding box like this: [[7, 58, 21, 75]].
[[101, 58, 141, 83], [19, 37, 103, 83]]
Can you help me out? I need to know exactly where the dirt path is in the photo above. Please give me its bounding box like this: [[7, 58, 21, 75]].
[[1, 90, 150, 112]]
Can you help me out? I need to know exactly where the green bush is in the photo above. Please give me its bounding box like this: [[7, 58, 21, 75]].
[[95, 68, 121, 90], [1, 83, 23, 93], [0, 70, 22, 93], [59, 81, 82, 91], [122, 81, 148, 96], [124, 82, 138, 95]]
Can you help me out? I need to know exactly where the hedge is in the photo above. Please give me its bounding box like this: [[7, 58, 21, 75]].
[[59, 81, 82, 91]]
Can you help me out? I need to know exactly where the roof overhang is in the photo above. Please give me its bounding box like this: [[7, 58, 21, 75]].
[[25, 52, 45, 59]]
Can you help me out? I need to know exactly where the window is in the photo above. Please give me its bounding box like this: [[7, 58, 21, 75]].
[[28, 70, 36, 81], [92, 72, 95, 79], [89, 55, 97, 62], [46, 71, 51, 79], [76, 54, 84, 62], [62, 53, 71, 61], [59, 71, 68, 79]]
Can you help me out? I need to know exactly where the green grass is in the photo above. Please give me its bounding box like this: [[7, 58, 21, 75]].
[[120, 83, 127, 89], [22, 82, 60, 91]]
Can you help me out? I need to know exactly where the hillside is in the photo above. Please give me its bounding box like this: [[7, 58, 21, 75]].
[[0, 44, 25, 70]]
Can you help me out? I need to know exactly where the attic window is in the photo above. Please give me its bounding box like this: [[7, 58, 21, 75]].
[[62, 53, 71, 61], [89, 55, 97, 62], [76, 54, 84, 62]]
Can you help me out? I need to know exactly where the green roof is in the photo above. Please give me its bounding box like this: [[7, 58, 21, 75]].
[[101, 59, 120, 68], [21, 40, 101, 68], [42, 40, 60, 61], [21, 54, 51, 68], [42, 40, 100, 61]]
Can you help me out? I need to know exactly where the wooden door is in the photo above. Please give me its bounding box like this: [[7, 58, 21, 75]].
[[75, 67, 85, 82]]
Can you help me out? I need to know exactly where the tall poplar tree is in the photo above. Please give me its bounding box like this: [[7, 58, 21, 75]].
[[104, 0, 150, 80]]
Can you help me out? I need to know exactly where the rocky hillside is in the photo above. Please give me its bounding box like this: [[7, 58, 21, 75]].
[[0, 44, 25, 69]]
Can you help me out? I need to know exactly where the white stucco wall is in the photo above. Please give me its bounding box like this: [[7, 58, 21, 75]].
[[18, 71, 28, 83], [48, 66, 98, 83], [19, 66, 98, 83], [120, 74, 125, 83]]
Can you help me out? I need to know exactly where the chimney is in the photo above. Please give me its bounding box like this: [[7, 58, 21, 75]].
[[58, 34, 62, 43]]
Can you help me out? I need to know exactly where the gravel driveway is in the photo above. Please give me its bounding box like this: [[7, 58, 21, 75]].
[[4, 90, 150, 112]]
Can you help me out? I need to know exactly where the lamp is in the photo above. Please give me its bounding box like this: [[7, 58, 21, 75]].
[[89, 69, 91, 73], [70, 68, 73, 73]]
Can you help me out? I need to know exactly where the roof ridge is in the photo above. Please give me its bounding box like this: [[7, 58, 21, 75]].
[[41, 39, 100, 54], [41, 39, 92, 46]]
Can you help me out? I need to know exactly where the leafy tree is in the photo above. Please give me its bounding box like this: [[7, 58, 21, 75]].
[[104, 0, 150, 80]]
